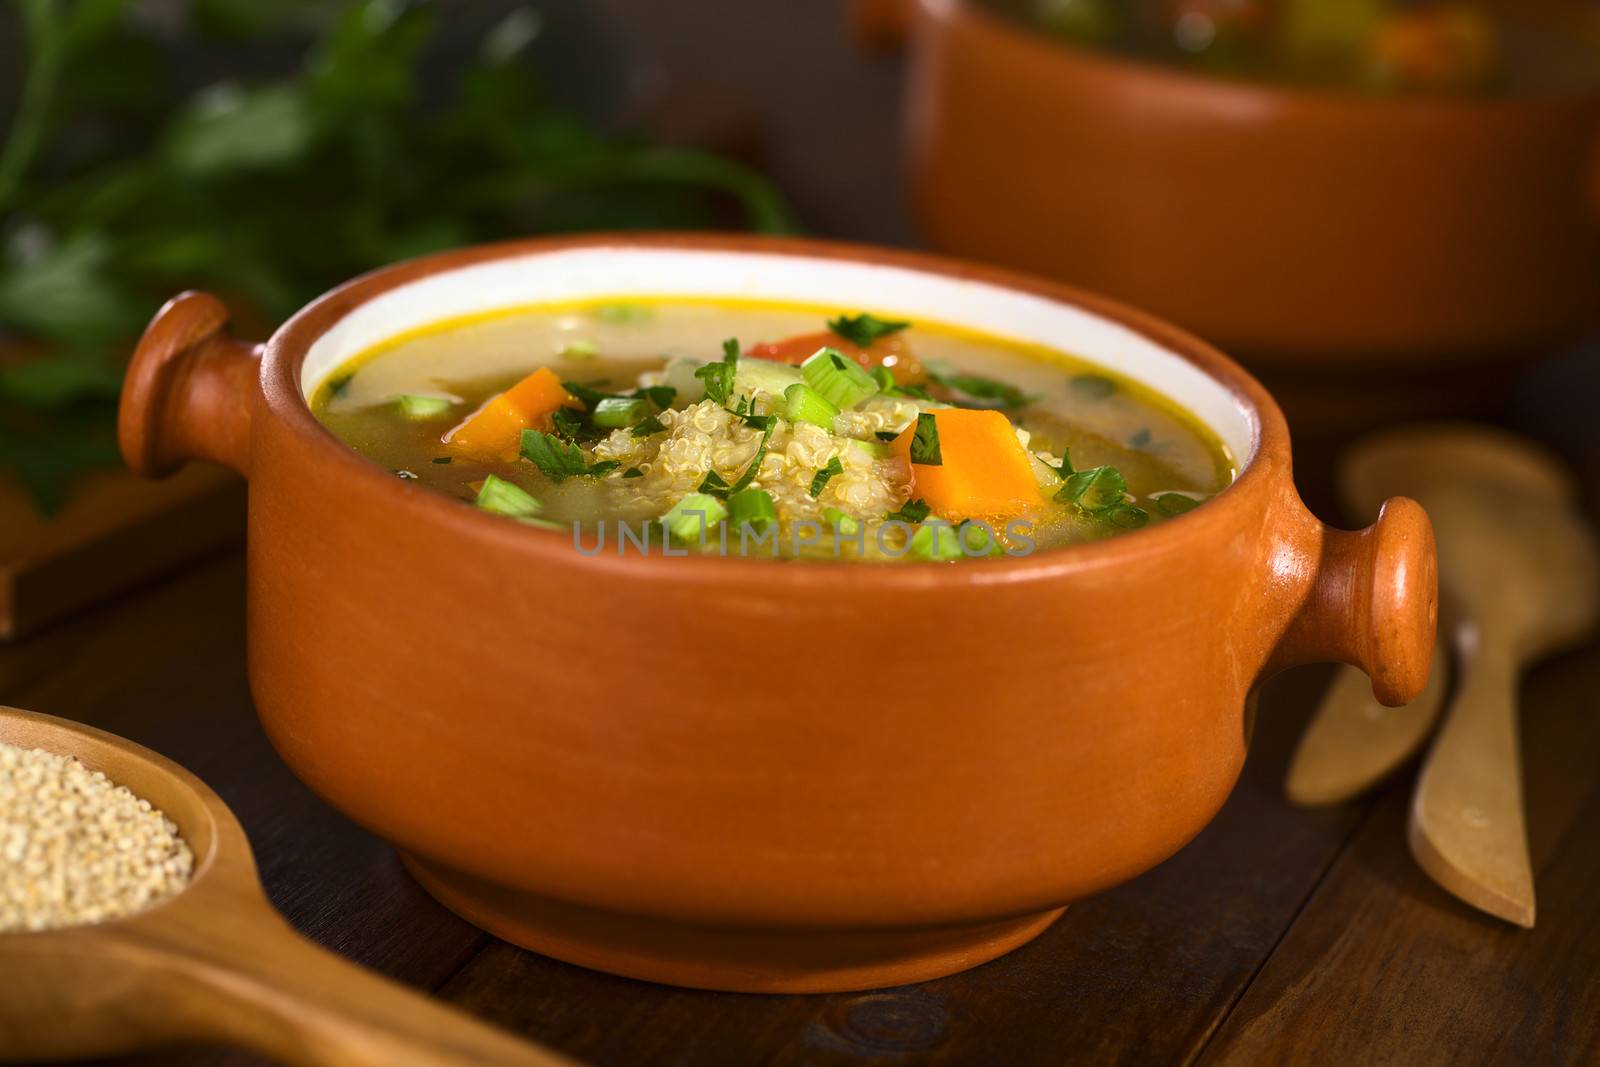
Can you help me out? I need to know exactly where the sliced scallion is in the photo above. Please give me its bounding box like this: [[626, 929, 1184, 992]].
[[662, 493, 728, 542], [475, 475, 541, 519], [801, 347, 879, 409], [822, 507, 861, 538], [396, 394, 454, 419], [908, 521, 963, 562], [728, 488, 778, 534], [783, 383, 840, 429], [592, 396, 651, 428], [809, 456, 845, 498]]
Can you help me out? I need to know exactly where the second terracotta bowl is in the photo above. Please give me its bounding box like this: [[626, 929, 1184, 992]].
[[861, 0, 1600, 370], [119, 234, 1436, 992]]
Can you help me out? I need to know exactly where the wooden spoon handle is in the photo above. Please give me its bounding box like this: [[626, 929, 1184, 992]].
[[152, 908, 577, 1067], [1286, 643, 1449, 807], [1408, 627, 1535, 927]]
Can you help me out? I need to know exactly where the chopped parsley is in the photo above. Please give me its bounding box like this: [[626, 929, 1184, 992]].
[[828, 312, 910, 348], [1070, 374, 1116, 400], [623, 467, 644, 479], [887, 498, 932, 524], [909, 412, 942, 466], [809, 456, 845, 498], [729, 416, 777, 494], [695, 338, 740, 405], [1155, 493, 1200, 516], [631, 414, 668, 438], [520, 429, 615, 482], [698, 469, 732, 497], [928, 369, 1035, 410]]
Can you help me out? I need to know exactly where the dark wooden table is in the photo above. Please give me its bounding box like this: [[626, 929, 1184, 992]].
[[8, 3, 1600, 1064]]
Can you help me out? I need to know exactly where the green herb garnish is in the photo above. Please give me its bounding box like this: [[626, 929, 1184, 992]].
[[634, 385, 676, 409], [0, 1, 793, 516], [728, 416, 777, 495], [560, 340, 599, 361], [520, 429, 613, 482], [909, 413, 942, 465], [698, 469, 732, 498], [828, 313, 910, 348], [809, 456, 845, 498], [1155, 493, 1200, 516], [887, 499, 932, 524], [561, 380, 613, 410], [431, 456, 453, 465], [631, 415, 668, 438], [822, 507, 861, 538], [326, 373, 355, 398], [1058, 465, 1128, 511], [1070, 374, 1117, 399], [875, 430, 899, 443], [928, 369, 1035, 410], [623, 467, 644, 479], [695, 338, 740, 405], [1128, 427, 1152, 449]]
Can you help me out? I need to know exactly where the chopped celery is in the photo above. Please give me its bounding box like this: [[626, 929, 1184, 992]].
[[662, 493, 728, 542], [592, 396, 651, 428], [734, 357, 803, 399], [822, 506, 861, 538], [783, 383, 840, 429], [801, 347, 879, 409], [728, 488, 777, 534], [908, 521, 964, 562], [475, 475, 541, 519], [850, 439, 892, 460], [396, 394, 454, 419]]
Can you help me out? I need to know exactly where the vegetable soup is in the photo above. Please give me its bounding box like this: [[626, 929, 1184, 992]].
[[986, 1, 1600, 96], [313, 301, 1236, 561]]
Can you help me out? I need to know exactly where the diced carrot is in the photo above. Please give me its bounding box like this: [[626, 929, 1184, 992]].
[[444, 367, 579, 461], [745, 331, 926, 385], [891, 409, 1044, 521]]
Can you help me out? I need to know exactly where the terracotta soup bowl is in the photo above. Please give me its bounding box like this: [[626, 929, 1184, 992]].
[[858, 0, 1600, 369], [119, 234, 1437, 993]]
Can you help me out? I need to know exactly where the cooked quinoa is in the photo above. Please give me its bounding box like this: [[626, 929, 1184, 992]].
[[591, 398, 915, 529], [1, 741, 194, 932]]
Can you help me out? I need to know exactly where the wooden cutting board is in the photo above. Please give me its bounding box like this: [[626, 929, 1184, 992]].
[[0, 463, 243, 641]]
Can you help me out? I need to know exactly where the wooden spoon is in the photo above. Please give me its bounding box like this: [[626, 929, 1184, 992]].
[[1302, 425, 1596, 926], [1287, 424, 1586, 808], [1409, 480, 1597, 927], [0, 706, 576, 1066]]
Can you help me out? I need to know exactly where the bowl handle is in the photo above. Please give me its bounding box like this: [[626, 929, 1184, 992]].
[[849, 0, 913, 53], [1267, 497, 1438, 707], [119, 291, 261, 479]]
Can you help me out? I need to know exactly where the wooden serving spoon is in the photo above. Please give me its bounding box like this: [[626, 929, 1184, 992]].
[[1409, 479, 1597, 927], [0, 706, 576, 1067], [1285, 432, 1465, 806], [1295, 425, 1596, 926]]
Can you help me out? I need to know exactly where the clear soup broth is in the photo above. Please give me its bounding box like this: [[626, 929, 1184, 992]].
[[313, 300, 1236, 561]]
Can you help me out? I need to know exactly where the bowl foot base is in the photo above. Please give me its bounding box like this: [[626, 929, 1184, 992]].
[[400, 853, 1064, 993]]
